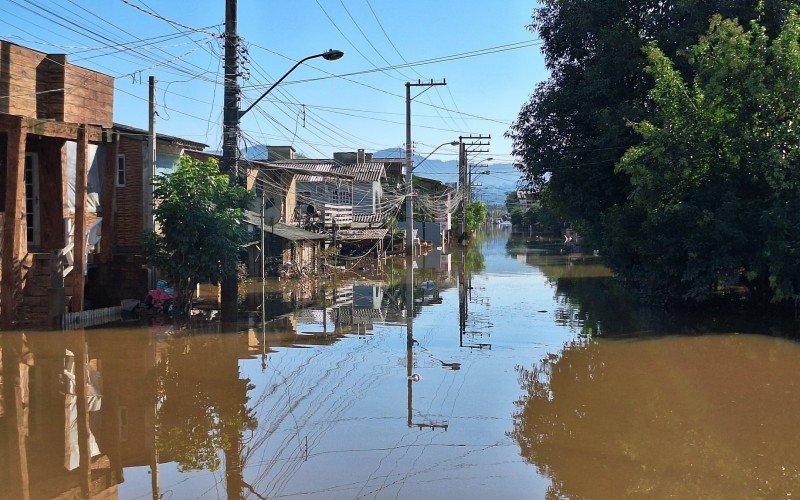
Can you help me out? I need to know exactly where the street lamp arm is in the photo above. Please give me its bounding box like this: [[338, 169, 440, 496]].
[[412, 140, 459, 172], [239, 50, 343, 119]]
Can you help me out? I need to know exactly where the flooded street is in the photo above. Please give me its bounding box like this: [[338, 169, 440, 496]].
[[3, 229, 800, 498]]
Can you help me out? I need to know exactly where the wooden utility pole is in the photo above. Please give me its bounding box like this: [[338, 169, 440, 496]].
[[405, 79, 446, 255], [221, 0, 240, 323]]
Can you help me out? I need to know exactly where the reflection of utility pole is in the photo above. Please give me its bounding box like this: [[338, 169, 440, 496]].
[[150, 335, 160, 500], [458, 249, 490, 350], [405, 256, 449, 431], [72, 331, 92, 498], [405, 255, 414, 427]]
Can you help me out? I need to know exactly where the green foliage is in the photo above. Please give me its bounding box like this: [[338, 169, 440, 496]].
[[142, 156, 253, 308], [510, 207, 525, 227], [608, 13, 800, 303], [465, 201, 488, 231], [505, 191, 519, 213], [509, 0, 798, 244]]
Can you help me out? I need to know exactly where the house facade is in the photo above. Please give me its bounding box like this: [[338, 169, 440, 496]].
[[0, 40, 116, 328], [0, 40, 208, 327]]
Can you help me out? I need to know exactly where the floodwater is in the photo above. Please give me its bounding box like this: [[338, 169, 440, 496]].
[[3, 229, 800, 498]]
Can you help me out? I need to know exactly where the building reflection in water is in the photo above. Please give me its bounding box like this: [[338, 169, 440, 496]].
[[1, 331, 123, 499], [0, 252, 461, 499]]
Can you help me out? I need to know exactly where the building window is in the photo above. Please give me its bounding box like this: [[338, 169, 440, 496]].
[[116, 154, 125, 187]]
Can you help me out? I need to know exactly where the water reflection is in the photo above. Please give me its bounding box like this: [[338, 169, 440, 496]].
[[3, 230, 800, 498], [506, 234, 800, 338], [512, 335, 800, 497]]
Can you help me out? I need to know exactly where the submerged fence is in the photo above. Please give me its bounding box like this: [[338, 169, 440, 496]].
[[61, 306, 122, 330]]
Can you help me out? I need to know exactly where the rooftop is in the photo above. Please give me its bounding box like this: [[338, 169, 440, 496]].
[[113, 123, 208, 150]]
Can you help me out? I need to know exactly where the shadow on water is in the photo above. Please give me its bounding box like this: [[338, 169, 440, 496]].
[[506, 233, 800, 339]]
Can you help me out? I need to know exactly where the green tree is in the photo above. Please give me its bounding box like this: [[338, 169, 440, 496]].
[[508, 0, 797, 244], [142, 156, 253, 310], [505, 191, 520, 213], [609, 13, 800, 303], [465, 201, 488, 231]]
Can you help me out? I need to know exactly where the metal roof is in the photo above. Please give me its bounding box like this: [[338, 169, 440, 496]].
[[335, 162, 387, 182], [113, 123, 208, 150], [268, 161, 354, 182], [269, 160, 386, 182]]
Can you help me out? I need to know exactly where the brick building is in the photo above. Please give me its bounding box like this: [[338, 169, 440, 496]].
[[0, 41, 207, 327], [0, 40, 116, 328]]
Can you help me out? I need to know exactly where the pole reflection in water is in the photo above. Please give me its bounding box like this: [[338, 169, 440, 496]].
[[406, 255, 414, 429]]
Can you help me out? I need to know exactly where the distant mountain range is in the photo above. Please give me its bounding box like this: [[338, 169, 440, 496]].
[[373, 148, 521, 205]]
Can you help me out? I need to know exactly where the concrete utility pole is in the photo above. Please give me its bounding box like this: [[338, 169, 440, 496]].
[[405, 79, 446, 256], [458, 135, 490, 240], [221, 0, 240, 323], [145, 76, 157, 289]]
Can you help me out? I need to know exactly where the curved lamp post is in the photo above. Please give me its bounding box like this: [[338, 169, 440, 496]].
[[406, 140, 459, 255], [239, 49, 344, 119]]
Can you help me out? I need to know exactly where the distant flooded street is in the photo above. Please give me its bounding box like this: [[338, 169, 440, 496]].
[[3, 229, 800, 498]]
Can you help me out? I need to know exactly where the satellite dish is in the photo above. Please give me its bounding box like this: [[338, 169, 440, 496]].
[[264, 207, 280, 227]]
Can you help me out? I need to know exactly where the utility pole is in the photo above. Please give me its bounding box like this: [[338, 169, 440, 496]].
[[458, 135, 490, 240], [145, 76, 157, 290], [221, 0, 240, 323], [406, 79, 446, 255]]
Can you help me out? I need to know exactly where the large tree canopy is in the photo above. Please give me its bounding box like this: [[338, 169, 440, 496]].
[[509, 0, 797, 243], [510, 0, 800, 303], [609, 14, 800, 302]]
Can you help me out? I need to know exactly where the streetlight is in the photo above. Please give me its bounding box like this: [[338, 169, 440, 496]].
[[222, 48, 343, 324], [239, 49, 344, 119], [406, 140, 459, 255]]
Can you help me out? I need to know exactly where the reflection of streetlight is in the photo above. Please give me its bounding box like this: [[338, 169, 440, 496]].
[[406, 140, 459, 255], [239, 49, 344, 119]]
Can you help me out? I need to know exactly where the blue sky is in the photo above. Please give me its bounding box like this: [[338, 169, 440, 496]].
[[1, 0, 547, 169]]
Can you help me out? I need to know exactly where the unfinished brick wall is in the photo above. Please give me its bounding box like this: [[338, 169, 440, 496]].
[[0, 41, 46, 117], [0, 41, 113, 126], [63, 64, 113, 127]]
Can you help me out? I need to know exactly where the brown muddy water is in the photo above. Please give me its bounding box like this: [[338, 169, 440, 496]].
[[2, 229, 800, 498]]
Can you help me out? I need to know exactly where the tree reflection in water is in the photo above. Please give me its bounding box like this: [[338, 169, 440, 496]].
[[155, 334, 257, 473], [511, 336, 800, 497]]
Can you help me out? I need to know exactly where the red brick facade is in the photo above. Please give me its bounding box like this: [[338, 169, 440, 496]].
[[114, 135, 144, 251]]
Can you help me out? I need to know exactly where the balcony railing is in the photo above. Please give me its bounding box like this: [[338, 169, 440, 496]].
[[321, 203, 353, 228]]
